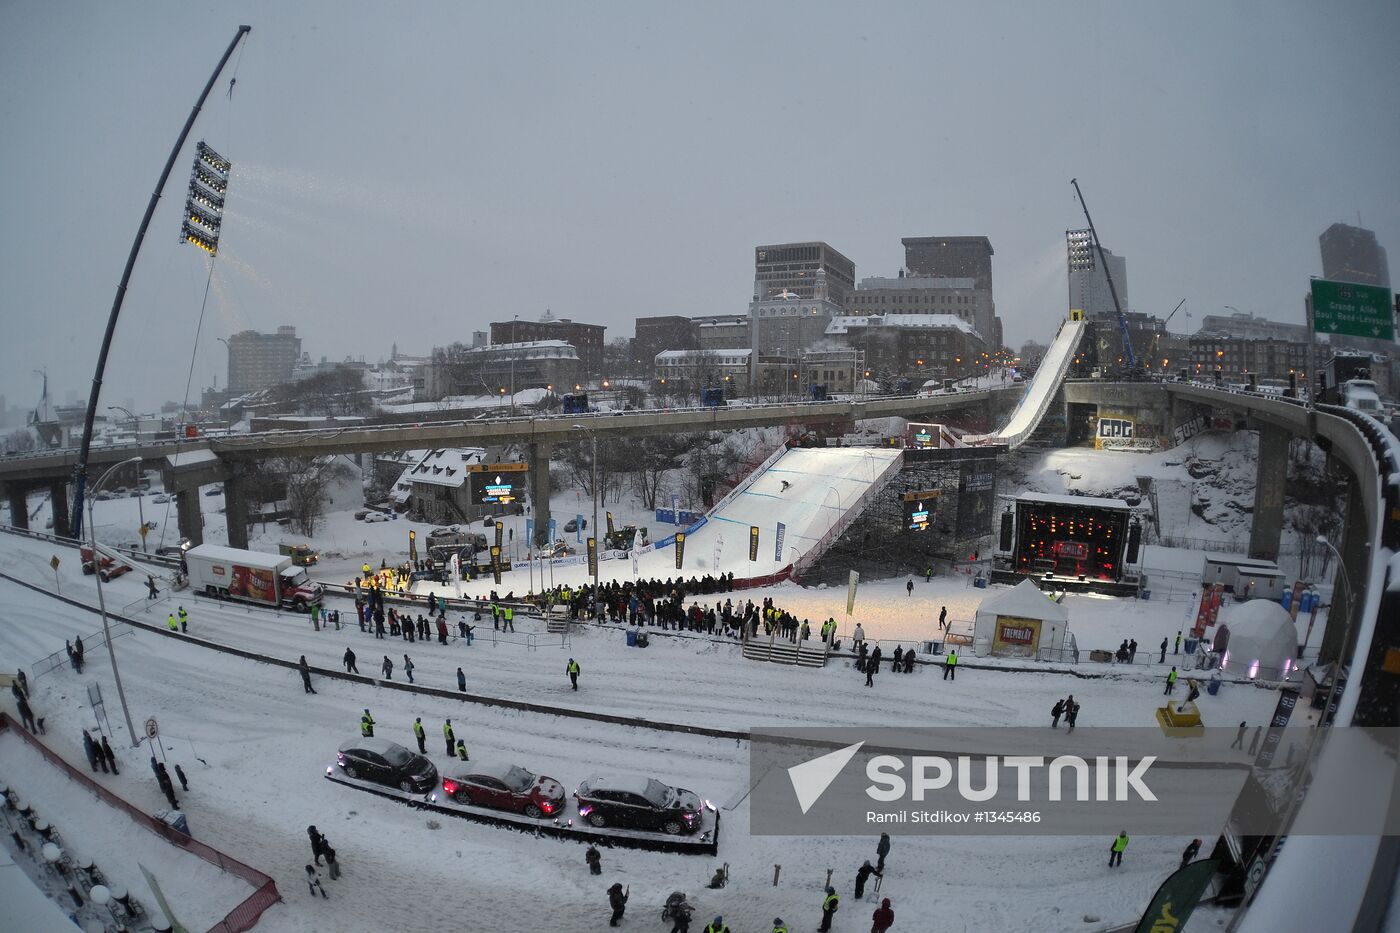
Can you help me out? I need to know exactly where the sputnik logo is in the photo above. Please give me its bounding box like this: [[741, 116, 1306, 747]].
[[787, 741, 864, 814]]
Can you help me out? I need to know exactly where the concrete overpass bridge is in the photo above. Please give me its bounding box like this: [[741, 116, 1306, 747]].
[[0, 388, 1021, 546]]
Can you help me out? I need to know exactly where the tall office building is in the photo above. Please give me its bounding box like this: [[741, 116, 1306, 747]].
[[1320, 222, 1390, 288], [1067, 229, 1129, 321], [227, 326, 302, 393], [754, 242, 856, 307], [900, 236, 1001, 348]]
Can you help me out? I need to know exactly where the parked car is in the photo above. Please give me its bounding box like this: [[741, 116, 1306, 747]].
[[204, 485, 222, 497], [363, 511, 390, 523], [575, 775, 704, 835], [442, 763, 565, 818], [336, 738, 438, 793], [152, 494, 171, 504], [564, 517, 588, 532]]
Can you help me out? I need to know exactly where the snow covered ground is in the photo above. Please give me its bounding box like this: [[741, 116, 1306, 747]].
[[0, 524, 1287, 932]]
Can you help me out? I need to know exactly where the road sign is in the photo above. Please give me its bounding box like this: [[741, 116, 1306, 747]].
[[145, 717, 159, 740], [1310, 279, 1394, 340], [50, 555, 60, 570]]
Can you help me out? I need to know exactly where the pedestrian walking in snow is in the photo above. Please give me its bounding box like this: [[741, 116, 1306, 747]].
[[456, 739, 469, 761], [344, 647, 358, 674], [871, 897, 895, 932], [299, 656, 316, 694], [818, 886, 840, 932], [938, 606, 947, 630], [1051, 699, 1065, 729], [902, 646, 915, 673], [178, 606, 188, 633], [304, 864, 328, 898], [1174, 631, 1182, 655], [146, 575, 160, 599], [413, 718, 426, 754], [1248, 725, 1263, 756], [16, 694, 36, 732], [443, 719, 455, 755], [82, 729, 101, 772], [906, 578, 914, 597], [856, 642, 868, 673], [876, 831, 891, 872], [585, 844, 601, 875], [16, 668, 28, 696], [1164, 666, 1178, 695], [101, 736, 118, 775], [854, 859, 880, 898], [1231, 722, 1247, 750], [1109, 830, 1129, 867], [73, 637, 85, 672], [865, 646, 881, 687], [156, 766, 178, 809], [608, 882, 629, 926], [174, 763, 189, 791], [943, 649, 958, 680], [324, 842, 340, 880], [403, 654, 414, 684], [381, 656, 393, 681], [1066, 695, 1080, 732], [567, 658, 580, 690], [1159, 637, 1168, 664], [308, 825, 326, 864]]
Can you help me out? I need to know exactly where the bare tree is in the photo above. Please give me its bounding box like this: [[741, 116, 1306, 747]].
[[631, 434, 704, 510], [3, 428, 36, 454], [272, 456, 356, 536]]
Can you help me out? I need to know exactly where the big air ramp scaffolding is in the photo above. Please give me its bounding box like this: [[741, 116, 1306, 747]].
[[966, 316, 1085, 448]]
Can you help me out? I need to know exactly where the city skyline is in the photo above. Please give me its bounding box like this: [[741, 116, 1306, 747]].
[[2, 1, 1398, 410]]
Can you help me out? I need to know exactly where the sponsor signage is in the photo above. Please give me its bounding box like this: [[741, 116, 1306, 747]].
[[749, 525, 760, 561], [674, 532, 686, 570], [468, 463, 528, 506], [904, 489, 941, 532], [586, 537, 597, 577], [775, 521, 786, 562]]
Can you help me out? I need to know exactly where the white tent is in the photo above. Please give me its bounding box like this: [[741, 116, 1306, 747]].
[[973, 578, 1070, 659], [1217, 599, 1297, 680]]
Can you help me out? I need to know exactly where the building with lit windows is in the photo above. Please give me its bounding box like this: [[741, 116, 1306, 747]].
[[226, 326, 301, 393], [489, 312, 605, 377], [753, 242, 856, 306]]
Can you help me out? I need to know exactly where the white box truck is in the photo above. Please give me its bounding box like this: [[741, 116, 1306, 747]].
[[184, 544, 323, 611]]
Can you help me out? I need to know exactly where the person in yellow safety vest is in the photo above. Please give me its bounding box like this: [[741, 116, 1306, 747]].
[[502, 606, 514, 632], [1164, 667, 1178, 695], [456, 738, 469, 761], [360, 709, 374, 737], [412, 718, 426, 754], [769, 919, 786, 933], [1109, 830, 1129, 867], [362, 563, 371, 577], [818, 886, 840, 932], [177, 606, 188, 632], [567, 658, 580, 691], [443, 719, 455, 755], [167, 613, 178, 632], [944, 649, 958, 681], [703, 917, 730, 933]]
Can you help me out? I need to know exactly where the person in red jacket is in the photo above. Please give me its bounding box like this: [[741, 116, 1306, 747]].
[[872, 897, 895, 932]]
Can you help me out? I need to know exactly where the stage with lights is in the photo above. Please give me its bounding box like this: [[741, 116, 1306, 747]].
[[990, 492, 1142, 596]]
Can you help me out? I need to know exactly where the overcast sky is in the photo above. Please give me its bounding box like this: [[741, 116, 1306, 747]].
[[3, 1, 1398, 412]]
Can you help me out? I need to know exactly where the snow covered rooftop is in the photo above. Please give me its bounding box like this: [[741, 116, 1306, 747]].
[[976, 578, 1068, 622], [1017, 491, 1133, 510], [825, 313, 979, 337], [406, 448, 487, 489]]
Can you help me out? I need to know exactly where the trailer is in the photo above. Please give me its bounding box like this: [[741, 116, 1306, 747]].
[[185, 544, 323, 611]]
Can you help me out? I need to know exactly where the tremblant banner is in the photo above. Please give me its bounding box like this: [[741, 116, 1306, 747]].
[[749, 726, 1400, 836], [675, 531, 686, 570], [774, 521, 786, 562], [489, 545, 501, 585], [749, 525, 759, 562], [1132, 859, 1218, 933], [586, 537, 598, 578], [606, 511, 615, 536], [494, 521, 503, 550], [408, 530, 417, 562]]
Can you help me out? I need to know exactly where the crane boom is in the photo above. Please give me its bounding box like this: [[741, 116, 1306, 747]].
[[1070, 178, 1137, 371]]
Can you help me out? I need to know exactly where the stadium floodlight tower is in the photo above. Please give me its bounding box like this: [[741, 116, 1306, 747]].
[[69, 26, 251, 540]]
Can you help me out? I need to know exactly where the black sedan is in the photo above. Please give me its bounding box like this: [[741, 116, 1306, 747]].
[[336, 738, 438, 793], [441, 763, 565, 818], [575, 775, 704, 835]]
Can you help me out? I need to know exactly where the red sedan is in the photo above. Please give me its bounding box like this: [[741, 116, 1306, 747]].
[[442, 763, 565, 819]]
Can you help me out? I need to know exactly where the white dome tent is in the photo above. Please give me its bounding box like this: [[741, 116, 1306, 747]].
[[972, 578, 1070, 659], [1217, 599, 1297, 681]]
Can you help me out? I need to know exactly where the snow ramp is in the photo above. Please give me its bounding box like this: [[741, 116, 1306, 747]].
[[967, 316, 1085, 448], [665, 446, 903, 581]]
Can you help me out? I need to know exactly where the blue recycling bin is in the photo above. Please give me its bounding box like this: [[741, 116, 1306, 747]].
[[1141, 589, 1151, 601], [625, 629, 638, 648], [1206, 676, 1222, 696], [974, 577, 988, 589]]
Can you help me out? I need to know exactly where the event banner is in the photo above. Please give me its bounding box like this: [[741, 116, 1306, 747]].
[[749, 526, 760, 562], [576, 514, 584, 543], [586, 537, 597, 578], [408, 530, 417, 562], [489, 545, 501, 585], [606, 511, 615, 536], [1133, 860, 1218, 933], [495, 521, 503, 550], [775, 522, 786, 562], [675, 532, 686, 570]]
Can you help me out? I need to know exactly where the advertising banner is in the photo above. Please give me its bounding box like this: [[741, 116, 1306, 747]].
[[495, 522, 503, 550], [1132, 860, 1219, 933], [992, 616, 1041, 657], [675, 532, 686, 570], [749, 526, 760, 561], [775, 522, 786, 562], [468, 463, 528, 505], [525, 518, 534, 549], [489, 545, 502, 585], [408, 530, 417, 562], [576, 514, 584, 543], [606, 511, 615, 536], [230, 565, 276, 603], [955, 460, 996, 539], [586, 537, 597, 578]]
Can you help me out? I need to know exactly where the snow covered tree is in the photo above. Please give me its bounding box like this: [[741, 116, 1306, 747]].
[[273, 456, 356, 536]]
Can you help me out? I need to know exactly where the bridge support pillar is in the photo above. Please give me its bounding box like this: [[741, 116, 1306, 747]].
[[7, 485, 29, 531], [223, 470, 250, 550], [1247, 425, 1289, 562], [176, 487, 204, 549], [49, 481, 71, 538], [528, 442, 552, 547], [1320, 478, 1368, 664]]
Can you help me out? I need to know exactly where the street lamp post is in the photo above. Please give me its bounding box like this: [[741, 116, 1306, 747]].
[[88, 456, 142, 747], [107, 407, 147, 551], [572, 423, 602, 621], [1309, 535, 1351, 659]]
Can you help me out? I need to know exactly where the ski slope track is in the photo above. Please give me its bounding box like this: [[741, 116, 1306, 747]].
[[967, 317, 1085, 448]]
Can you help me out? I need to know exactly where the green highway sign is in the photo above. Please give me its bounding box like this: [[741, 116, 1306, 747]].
[[1310, 278, 1394, 340]]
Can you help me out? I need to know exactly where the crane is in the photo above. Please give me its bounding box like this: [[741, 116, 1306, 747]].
[[1070, 179, 1139, 373], [1148, 299, 1187, 368]]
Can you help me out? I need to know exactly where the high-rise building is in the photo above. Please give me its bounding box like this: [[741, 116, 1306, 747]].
[[754, 242, 856, 307], [1066, 229, 1128, 321], [1320, 222, 1390, 288], [902, 236, 995, 292], [632, 316, 698, 364], [227, 326, 301, 393]]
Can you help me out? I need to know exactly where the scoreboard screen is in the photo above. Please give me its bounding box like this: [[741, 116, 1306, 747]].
[[468, 463, 528, 506], [902, 489, 941, 532]]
